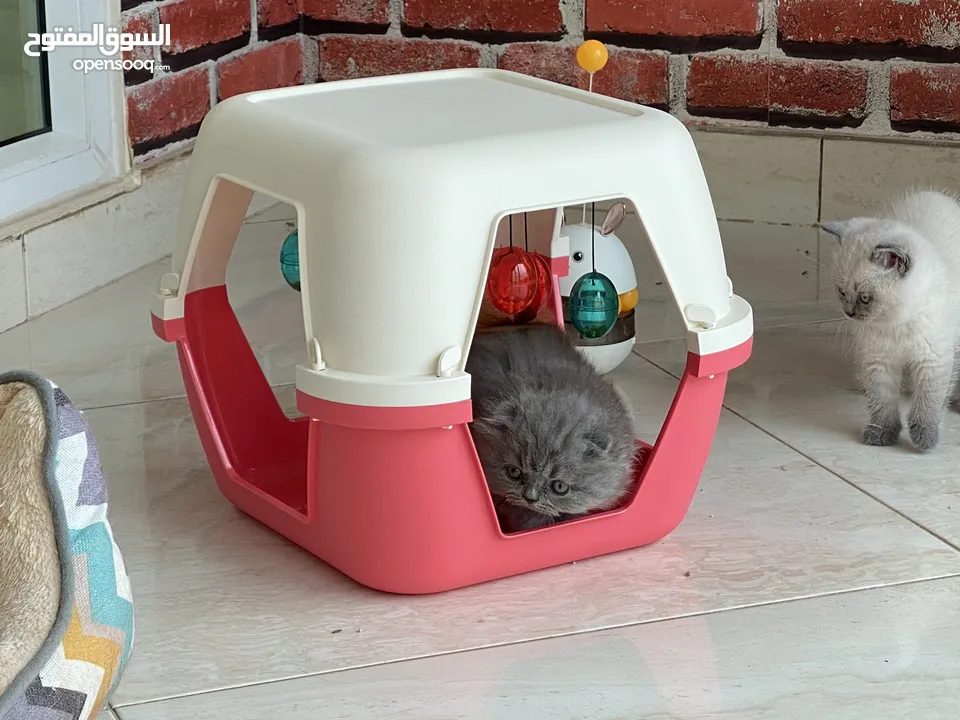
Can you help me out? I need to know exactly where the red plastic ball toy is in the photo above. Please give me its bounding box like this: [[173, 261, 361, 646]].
[[486, 247, 538, 315], [514, 252, 552, 323]]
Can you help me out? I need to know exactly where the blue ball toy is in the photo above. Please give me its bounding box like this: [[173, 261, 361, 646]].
[[569, 271, 618, 339], [279, 230, 300, 291]]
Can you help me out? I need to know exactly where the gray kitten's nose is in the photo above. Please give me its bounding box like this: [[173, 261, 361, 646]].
[[843, 308, 855, 318], [522, 487, 539, 503]]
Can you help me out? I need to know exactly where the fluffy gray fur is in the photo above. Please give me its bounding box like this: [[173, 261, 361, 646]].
[[466, 325, 638, 532]]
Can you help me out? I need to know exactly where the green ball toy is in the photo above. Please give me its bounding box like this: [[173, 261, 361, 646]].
[[569, 271, 618, 339], [279, 230, 300, 291]]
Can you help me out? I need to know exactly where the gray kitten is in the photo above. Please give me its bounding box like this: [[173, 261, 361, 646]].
[[466, 325, 638, 532]]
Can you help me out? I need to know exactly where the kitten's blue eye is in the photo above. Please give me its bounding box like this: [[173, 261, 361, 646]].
[[858, 292, 872, 304], [506, 466, 523, 480], [550, 480, 569, 495], [572, 251, 584, 262]]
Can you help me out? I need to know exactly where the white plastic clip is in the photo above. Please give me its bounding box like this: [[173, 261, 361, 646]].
[[158, 272, 180, 297], [437, 346, 462, 378], [684, 304, 718, 329], [726, 276, 734, 299], [307, 338, 325, 371]]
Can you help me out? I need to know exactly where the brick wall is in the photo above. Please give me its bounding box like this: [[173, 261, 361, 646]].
[[122, 0, 960, 158]]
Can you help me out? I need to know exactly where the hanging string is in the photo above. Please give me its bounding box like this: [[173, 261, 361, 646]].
[[591, 202, 597, 272], [508, 215, 514, 248], [523, 212, 529, 251]]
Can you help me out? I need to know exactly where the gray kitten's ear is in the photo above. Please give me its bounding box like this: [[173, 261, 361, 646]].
[[871, 244, 911, 277], [583, 430, 611, 458], [819, 221, 848, 241]]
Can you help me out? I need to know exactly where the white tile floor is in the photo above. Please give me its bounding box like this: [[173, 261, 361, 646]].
[[5, 202, 960, 719]]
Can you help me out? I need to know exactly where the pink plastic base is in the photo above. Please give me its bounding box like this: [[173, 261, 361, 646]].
[[153, 286, 752, 594]]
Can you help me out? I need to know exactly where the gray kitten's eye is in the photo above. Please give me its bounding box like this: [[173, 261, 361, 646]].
[[836, 285, 845, 297], [858, 292, 872, 304], [572, 251, 584, 262], [506, 466, 523, 480], [550, 480, 569, 495]]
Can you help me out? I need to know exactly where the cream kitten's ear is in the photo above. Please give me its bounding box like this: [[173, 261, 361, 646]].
[[871, 244, 911, 277], [820, 218, 872, 241], [820, 221, 849, 241]]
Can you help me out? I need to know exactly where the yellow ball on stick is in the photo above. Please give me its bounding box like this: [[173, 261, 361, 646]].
[[576, 40, 608, 74]]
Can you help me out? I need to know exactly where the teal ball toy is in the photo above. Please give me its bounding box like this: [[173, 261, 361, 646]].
[[279, 230, 300, 291], [569, 271, 618, 339]]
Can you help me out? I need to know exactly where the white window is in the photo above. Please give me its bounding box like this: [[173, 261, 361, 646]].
[[0, 0, 129, 223]]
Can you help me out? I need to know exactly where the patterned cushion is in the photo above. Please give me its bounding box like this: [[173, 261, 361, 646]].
[[0, 374, 134, 720]]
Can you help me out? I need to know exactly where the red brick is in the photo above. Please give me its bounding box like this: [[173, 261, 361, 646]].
[[258, 0, 301, 27], [891, 65, 960, 127], [687, 54, 868, 121], [126, 66, 211, 146], [779, 0, 960, 51], [587, 0, 761, 39], [498, 43, 669, 105], [303, 0, 388, 24], [404, 0, 563, 35], [121, 9, 154, 64], [318, 35, 481, 80], [160, 0, 251, 55], [218, 38, 304, 100]]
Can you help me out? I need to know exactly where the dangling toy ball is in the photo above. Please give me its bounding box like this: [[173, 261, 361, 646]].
[[576, 40, 609, 74], [487, 247, 538, 315], [279, 230, 300, 291], [569, 271, 619, 339], [514, 252, 552, 323]]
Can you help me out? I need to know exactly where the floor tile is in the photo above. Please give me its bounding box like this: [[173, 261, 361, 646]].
[[636, 322, 960, 546], [821, 139, 960, 220], [116, 576, 960, 720], [0, 216, 305, 410], [95, 354, 960, 704], [618, 218, 840, 342], [691, 131, 822, 225]]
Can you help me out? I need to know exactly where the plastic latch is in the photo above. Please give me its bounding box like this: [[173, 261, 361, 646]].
[[307, 338, 325, 371], [727, 276, 734, 298], [436, 346, 462, 378], [684, 304, 717, 329], [158, 272, 180, 297]]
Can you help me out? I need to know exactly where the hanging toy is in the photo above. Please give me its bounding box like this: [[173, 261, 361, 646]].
[[512, 213, 551, 323], [514, 251, 552, 324], [576, 39, 609, 90], [487, 246, 537, 314], [568, 203, 619, 339], [279, 229, 301, 291], [486, 215, 539, 315], [569, 271, 619, 338]]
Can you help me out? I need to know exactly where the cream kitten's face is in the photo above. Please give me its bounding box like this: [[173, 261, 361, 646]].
[[822, 218, 914, 325]]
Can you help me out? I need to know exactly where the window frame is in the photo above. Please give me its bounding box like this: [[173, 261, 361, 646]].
[[0, 0, 130, 223]]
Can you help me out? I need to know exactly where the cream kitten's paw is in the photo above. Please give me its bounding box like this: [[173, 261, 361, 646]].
[[909, 419, 940, 452], [863, 422, 900, 447]]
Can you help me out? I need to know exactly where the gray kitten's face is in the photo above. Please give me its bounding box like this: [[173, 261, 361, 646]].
[[471, 387, 635, 520], [824, 218, 913, 324]]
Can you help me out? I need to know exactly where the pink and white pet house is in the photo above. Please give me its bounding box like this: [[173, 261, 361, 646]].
[[149, 69, 754, 595]]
